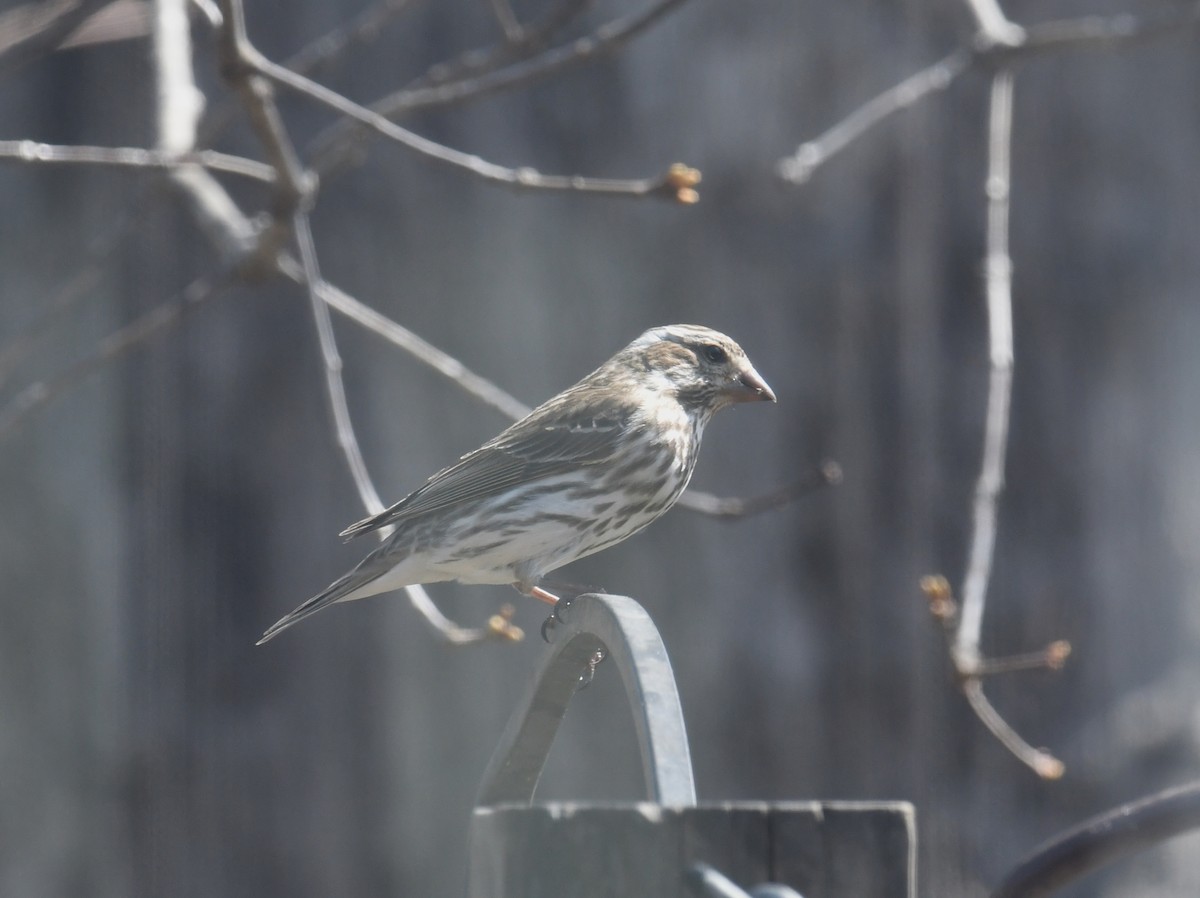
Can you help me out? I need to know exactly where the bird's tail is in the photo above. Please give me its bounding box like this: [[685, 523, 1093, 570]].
[[256, 566, 377, 645]]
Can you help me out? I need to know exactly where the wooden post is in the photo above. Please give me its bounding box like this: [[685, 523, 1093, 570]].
[[468, 800, 916, 897]]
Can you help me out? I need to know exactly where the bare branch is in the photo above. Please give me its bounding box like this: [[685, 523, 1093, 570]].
[[371, 0, 689, 119], [308, 0, 685, 174], [962, 679, 1063, 780], [974, 640, 1071, 676], [955, 69, 1015, 671], [255, 47, 701, 200], [943, 70, 1066, 779], [0, 140, 275, 181], [778, 50, 970, 185]]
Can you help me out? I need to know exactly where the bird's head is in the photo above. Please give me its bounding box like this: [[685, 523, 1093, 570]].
[[620, 324, 776, 415]]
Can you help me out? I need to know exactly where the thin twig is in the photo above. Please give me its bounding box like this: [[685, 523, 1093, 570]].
[[255, 47, 701, 200], [308, 0, 688, 175], [955, 69, 1015, 672], [778, 50, 970, 185], [370, 0, 689, 118], [953, 71, 1063, 778], [962, 679, 1063, 780], [0, 140, 276, 181], [974, 640, 1071, 676]]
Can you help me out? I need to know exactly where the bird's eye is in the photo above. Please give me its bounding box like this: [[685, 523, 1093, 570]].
[[702, 344, 727, 364]]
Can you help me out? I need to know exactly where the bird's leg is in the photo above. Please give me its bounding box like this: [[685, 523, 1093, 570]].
[[528, 585, 560, 605]]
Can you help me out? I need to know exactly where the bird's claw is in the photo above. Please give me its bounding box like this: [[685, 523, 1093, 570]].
[[539, 595, 576, 642], [552, 595, 573, 623]]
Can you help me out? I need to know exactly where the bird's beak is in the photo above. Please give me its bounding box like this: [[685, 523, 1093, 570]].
[[727, 365, 776, 403]]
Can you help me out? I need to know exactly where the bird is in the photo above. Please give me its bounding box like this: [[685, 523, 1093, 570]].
[[257, 324, 775, 644]]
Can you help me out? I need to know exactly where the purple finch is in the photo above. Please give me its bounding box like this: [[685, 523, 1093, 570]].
[[258, 324, 774, 644]]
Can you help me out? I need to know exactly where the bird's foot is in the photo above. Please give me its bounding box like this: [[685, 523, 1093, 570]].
[[539, 594, 575, 643]]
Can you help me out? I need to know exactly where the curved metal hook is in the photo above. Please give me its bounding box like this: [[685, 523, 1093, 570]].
[[476, 594, 696, 807]]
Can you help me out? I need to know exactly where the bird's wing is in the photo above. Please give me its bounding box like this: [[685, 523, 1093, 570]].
[[340, 396, 629, 539]]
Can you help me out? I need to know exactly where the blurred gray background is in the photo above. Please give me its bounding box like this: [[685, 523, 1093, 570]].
[[2, 0, 1199, 895]]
